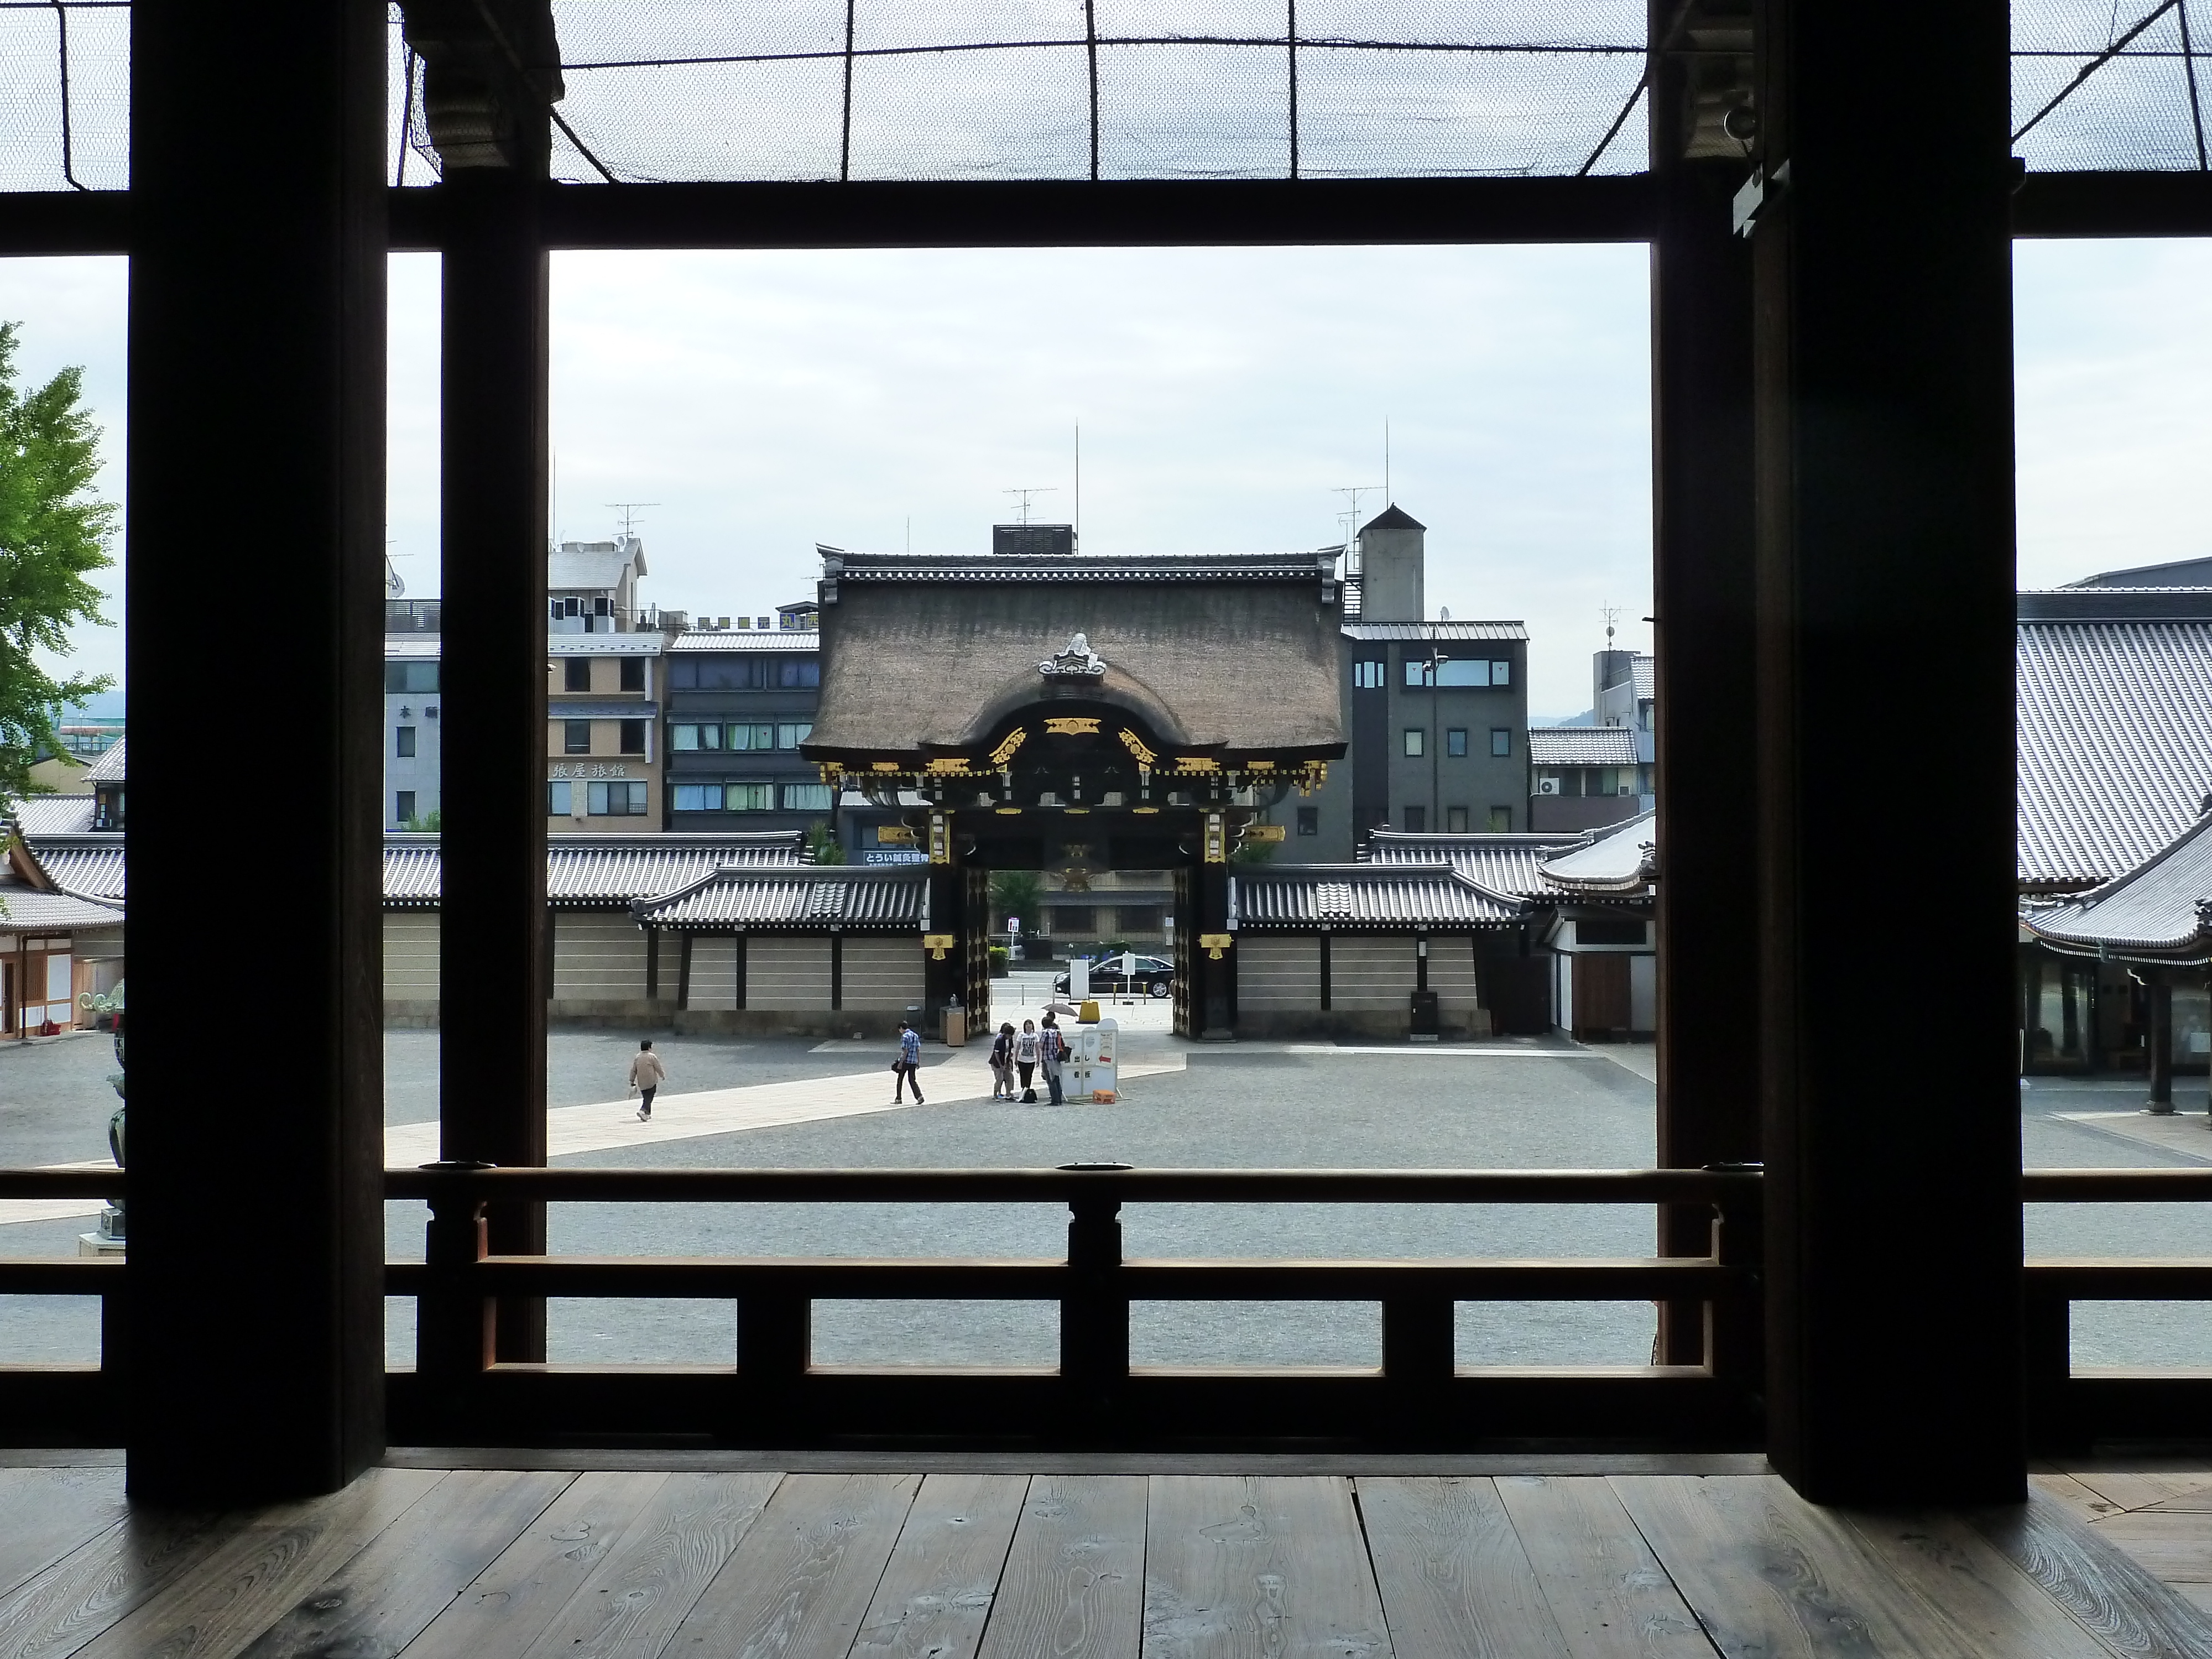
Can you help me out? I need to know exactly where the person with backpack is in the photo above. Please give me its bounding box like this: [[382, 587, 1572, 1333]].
[[989, 1021, 1017, 1100], [1014, 1019, 1042, 1103], [1039, 1011, 1067, 1106], [891, 1019, 925, 1104]]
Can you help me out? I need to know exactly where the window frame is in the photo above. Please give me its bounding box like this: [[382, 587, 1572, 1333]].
[[1403, 727, 1425, 758], [563, 719, 592, 755]]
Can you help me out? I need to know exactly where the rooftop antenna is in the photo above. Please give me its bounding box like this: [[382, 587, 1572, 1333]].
[[1003, 487, 1057, 525], [1333, 484, 1383, 546], [607, 502, 660, 538], [1384, 418, 1391, 503], [1074, 424, 1081, 549], [1601, 603, 1622, 646]]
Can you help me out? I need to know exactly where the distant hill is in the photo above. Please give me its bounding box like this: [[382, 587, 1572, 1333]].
[[1531, 710, 1597, 728]]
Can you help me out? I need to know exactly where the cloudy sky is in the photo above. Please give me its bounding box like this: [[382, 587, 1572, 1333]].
[[4, 236, 2210, 716]]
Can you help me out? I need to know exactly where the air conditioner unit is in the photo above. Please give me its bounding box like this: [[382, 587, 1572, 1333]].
[[1537, 778, 1560, 795]]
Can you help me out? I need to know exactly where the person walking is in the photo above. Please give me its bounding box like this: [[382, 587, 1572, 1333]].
[[628, 1039, 666, 1121], [989, 1021, 1016, 1100], [1014, 1018, 1041, 1103], [1040, 1011, 1067, 1106], [891, 1019, 926, 1104]]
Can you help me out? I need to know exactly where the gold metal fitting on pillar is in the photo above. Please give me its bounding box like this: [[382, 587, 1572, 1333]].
[[922, 933, 956, 960], [929, 811, 950, 864], [1204, 811, 1226, 863], [1198, 932, 1234, 960]]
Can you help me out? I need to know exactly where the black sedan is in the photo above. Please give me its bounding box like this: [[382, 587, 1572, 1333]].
[[1055, 955, 1176, 998]]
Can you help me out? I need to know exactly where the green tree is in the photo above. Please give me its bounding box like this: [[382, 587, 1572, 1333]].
[[403, 807, 443, 833], [1230, 835, 1278, 865], [806, 820, 847, 864], [0, 322, 115, 803], [989, 868, 1041, 933]]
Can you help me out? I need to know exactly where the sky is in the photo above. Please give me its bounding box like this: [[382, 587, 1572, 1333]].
[[4, 236, 2211, 717]]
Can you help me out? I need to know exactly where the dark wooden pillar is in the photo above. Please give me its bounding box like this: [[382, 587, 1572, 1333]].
[[1751, 0, 2023, 1501], [438, 169, 550, 1360], [1648, 9, 1763, 1365], [2146, 973, 2175, 1114], [127, 0, 387, 1499], [1195, 860, 1235, 1040]]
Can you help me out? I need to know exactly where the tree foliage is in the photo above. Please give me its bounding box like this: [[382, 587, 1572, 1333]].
[[0, 322, 115, 803], [989, 868, 1041, 933]]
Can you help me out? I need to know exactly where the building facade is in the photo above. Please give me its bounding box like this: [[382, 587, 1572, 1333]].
[[546, 633, 666, 834], [661, 628, 831, 837]]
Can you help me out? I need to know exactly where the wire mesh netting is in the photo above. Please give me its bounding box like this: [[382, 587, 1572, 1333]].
[[2, 0, 2208, 191]]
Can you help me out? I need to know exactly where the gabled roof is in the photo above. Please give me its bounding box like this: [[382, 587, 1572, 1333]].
[[1539, 810, 1657, 895], [2016, 616, 2212, 889], [0, 883, 125, 933], [1529, 727, 1641, 766], [11, 797, 96, 836], [548, 541, 645, 591], [1237, 862, 1524, 930], [2027, 812, 2212, 961], [382, 832, 808, 909], [17, 834, 126, 901], [84, 739, 125, 784], [1365, 830, 1588, 899], [630, 864, 926, 930]]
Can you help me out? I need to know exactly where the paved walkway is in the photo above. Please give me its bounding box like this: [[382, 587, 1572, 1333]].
[[2057, 1106, 2212, 1164]]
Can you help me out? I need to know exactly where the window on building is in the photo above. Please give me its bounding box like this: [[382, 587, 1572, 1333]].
[[547, 781, 571, 816], [619, 656, 645, 692], [562, 658, 591, 691], [1117, 905, 1165, 933], [672, 783, 722, 812], [563, 719, 592, 755], [1051, 905, 1096, 936], [619, 719, 647, 755], [728, 722, 775, 750], [726, 781, 774, 811], [384, 660, 439, 693], [1403, 728, 1425, 758], [1490, 728, 1511, 757], [1352, 660, 1386, 689], [396, 790, 416, 822], [776, 722, 813, 750], [1446, 728, 1467, 758], [587, 780, 649, 816], [1488, 806, 1513, 832], [672, 723, 721, 751], [1403, 806, 1427, 832], [778, 658, 822, 688], [1447, 806, 1469, 832], [1490, 660, 1512, 685], [1434, 658, 1489, 687], [1296, 806, 1318, 836], [395, 725, 416, 758], [782, 782, 833, 811]]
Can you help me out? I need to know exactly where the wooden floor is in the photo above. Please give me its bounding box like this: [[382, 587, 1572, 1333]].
[[3, 1455, 2212, 1657]]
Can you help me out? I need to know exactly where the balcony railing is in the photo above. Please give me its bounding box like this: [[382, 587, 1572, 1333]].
[[1, 1164, 2203, 1449]]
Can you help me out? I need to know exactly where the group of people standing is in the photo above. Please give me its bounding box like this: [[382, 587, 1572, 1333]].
[[990, 1014, 1066, 1104]]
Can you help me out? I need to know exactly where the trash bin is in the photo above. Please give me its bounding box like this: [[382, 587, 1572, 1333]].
[[1410, 989, 1440, 1037], [942, 1006, 967, 1047]]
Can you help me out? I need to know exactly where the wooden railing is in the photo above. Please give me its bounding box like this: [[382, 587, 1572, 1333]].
[[3, 1164, 2201, 1448]]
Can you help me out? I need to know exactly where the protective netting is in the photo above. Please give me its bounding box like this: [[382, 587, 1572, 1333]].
[[1, 0, 2206, 191]]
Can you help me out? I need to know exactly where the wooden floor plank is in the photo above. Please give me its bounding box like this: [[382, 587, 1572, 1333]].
[[1355, 1477, 1567, 1659], [2032, 1469, 2128, 1527], [0, 1469, 131, 1604], [2075, 1514, 2212, 1585], [71, 1466, 449, 1659], [1614, 1473, 2020, 1659], [398, 1471, 674, 1659], [1965, 1492, 2212, 1659], [234, 1469, 570, 1659], [1834, 1508, 2116, 1659], [0, 1510, 243, 1659], [2060, 1467, 2212, 1516], [976, 1475, 1146, 1659], [667, 1473, 921, 1658], [852, 1474, 1026, 1659], [504, 1472, 780, 1659], [1141, 1475, 1392, 1659], [1490, 1475, 1713, 1659]]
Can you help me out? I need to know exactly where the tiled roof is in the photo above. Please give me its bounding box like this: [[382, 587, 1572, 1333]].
[[2016, 618, 2212, 890], [1339, 622, 1530, 642], [1540, 810, 1657, 895], [2027, 813, 2212, 961], [382, 832, 808, 908], [668, 630, 818, 653], [631, 865, 926, 929], [19, 834, 126, 901], [823, 550, 1337, 585], [1237, 863, 1525, 930], [1365, 830, 1588, 899], [1631, 657, 1655, 702], [1529, 727, 1641, 766], [0, 884, 125, 933], [11, 797, 96, 836], [2018, 588, 2212, 622], [83, 740, 125, 784]]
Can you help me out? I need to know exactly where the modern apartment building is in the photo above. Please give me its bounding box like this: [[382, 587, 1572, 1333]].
[[384, 603, 442, 830], [546, 632, 666, 834], [661, 625, 832, 835], [1528, 650, 1655, 833]]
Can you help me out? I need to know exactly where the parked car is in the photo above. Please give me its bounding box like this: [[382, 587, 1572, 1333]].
[[1055, 955, 1176, 998]]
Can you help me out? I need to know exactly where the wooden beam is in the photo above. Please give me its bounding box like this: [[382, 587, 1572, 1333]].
[[1750, 0, 2023, 1503], [126, 0, 388, 1500]]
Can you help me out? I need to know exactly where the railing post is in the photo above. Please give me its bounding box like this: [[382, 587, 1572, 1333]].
[[1707, 1169, 1765, 1428], [2024, 1282, 2083, 1454], [419, 1164, 493, 1433], [1382, 1296, 1455, 1432], [738, 1293, 811, 1432], [1062, 1174, 1128, 1431]]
